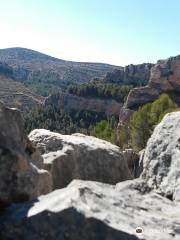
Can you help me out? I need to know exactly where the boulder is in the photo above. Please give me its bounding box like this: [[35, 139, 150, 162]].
[[0, 103, 52, 207], [29, 130, 132, 189], [0, 179, 180, 240], [1, 111, 180, 239], [141, 111, 180, 201]]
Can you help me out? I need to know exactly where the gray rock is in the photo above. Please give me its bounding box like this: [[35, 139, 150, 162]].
[[0, 179, 180, 240], [141, 111, 180, 201], [29, 130, 132, 189], [0, 103, 52, 207]]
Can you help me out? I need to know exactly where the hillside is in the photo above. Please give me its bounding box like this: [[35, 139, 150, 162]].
[[0, 47, 119, 95], [0, 72, 43, 110]]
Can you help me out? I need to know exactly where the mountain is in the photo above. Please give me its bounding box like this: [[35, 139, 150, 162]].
[[0, 47, 119, 95]]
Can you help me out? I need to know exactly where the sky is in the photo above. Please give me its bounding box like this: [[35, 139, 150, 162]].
[[0, 0, 180, 66]]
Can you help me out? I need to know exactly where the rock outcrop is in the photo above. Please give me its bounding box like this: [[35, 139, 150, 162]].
[[1, 111, 180, 240], [44, 92, 123, 116], [29, 130, 132, 189], [1, 179, 180, 240], [0, 103, 52, 207], [103, 63, 154, 86], [141, 111, 180, 201], [125, 55, 180, 110]]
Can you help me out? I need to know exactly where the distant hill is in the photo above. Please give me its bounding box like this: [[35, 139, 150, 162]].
[[0, 47, 119, 96]]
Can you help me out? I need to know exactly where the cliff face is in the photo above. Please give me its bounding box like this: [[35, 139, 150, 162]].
[[125, 55, 180, 110], [103, 63, 154, 86], [45, 92, 123, 116]]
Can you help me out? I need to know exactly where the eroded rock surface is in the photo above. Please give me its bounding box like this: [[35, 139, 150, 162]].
[[29, 130, 132, 189], [141, 111, 180, 201], [0, 103, 52, 206], [1, 111, 180, 240], [1, 179, 180, 240]]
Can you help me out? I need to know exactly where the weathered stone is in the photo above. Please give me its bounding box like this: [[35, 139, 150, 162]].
[[125, 86, 161, 110], [0, 103, 52, 206], [141, 111, 180, 201], [0, 179, 180, 240], [29, 130, 132, 189]]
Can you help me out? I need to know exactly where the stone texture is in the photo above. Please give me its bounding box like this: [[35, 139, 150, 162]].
[[44, 92, 123, 116], [0, 103, 52, 207], [0, 179, 180, 240], [29, 130, 132, 189], [141, 111, 180, 201]]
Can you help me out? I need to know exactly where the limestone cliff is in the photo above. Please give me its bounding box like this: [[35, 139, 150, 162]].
[[44, 92, 123, 116], [103, 63, 154, 86], [125, 55, 180, 110]]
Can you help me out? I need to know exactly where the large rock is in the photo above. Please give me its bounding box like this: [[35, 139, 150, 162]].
[[141, 111, 180, 201], [0, 103, 52, 207], [29, 130, 132, 189], [1, 111, 180, 239], [0, 179, 180, 240]]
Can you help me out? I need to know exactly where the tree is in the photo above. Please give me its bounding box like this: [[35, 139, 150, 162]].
[[129, 94, 177, 150]]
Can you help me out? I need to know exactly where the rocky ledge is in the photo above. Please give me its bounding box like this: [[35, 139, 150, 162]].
[[0, 103, 180, 239]]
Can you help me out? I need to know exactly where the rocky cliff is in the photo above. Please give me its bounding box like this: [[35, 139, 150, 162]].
[[103, 63, 154, 86], [44, 92, 123, 116], [1, 107, 180, 239], [125, 55, 180, 110], [0, 103, 52, 208]]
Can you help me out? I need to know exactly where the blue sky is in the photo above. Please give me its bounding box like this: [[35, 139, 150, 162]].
[[0, 0, 180, 65]]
